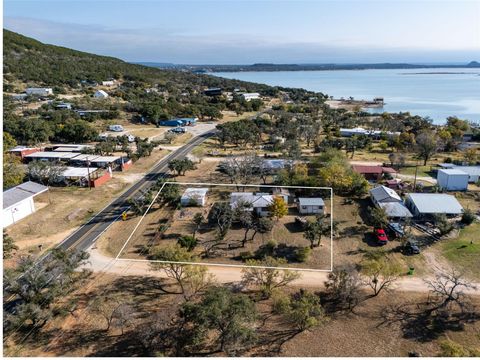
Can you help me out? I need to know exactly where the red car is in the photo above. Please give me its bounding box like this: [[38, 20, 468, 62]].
[[374, 228, 388, 245]]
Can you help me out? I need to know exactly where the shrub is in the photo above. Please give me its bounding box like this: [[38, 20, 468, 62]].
[[239, 251, 254, 261], [177, 235, 197, 251], [461, 208, 476, 225], [294, 247, 311, 262]]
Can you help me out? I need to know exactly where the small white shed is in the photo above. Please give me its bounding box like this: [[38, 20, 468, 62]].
[[3, 182, 49, 227], [94, 90, 109, 99], [181, 188, 208, 207], [297, 198, 325, 215], [437, 169, 469, 191]]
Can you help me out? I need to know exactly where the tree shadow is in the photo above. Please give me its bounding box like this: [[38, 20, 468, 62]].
[[376, 301, 480, 343]]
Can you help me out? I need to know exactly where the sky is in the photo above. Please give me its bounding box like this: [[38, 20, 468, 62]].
[[3, 0, 480, 64]]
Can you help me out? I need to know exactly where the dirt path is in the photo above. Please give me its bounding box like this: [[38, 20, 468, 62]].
[[85, 247, 480, 295]]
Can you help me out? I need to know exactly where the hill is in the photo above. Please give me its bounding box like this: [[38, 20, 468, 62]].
[[2, 29, 285, 94]]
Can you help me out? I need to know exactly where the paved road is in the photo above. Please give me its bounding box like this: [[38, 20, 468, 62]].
[[57, 130, 216, 253]]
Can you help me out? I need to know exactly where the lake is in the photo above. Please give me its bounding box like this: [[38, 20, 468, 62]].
[[214, 68, 480, 124]]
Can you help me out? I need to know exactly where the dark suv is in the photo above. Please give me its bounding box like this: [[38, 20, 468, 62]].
[[404, 240, 420, 255]]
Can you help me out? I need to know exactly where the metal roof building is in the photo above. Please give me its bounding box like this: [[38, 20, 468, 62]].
[[3, 181, 49, 227], [370, 185, 412, 218], [405, 193, 464, 217], [180, 188, 208, 207]]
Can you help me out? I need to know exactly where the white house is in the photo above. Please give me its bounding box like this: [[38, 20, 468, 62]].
[[369, 185, 412, 218], [108, 124, 124, 132], [241, 93, 260, 101], [405, 193, 464, 218], [94, 90, 109, 99], [25, 87, 53, 96], [437, 169, 469, 191], [230, 192, 274, 217], [181, 188, 208, 207], [297, 198, 325, 215], [102, 80, 116, 86], [3, 182, 49, 227]]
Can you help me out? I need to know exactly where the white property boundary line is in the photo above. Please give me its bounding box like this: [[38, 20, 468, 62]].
[[115, 182, 334, 272]]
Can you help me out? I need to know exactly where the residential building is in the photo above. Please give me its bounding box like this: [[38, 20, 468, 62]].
[[94, 90, 109, 99], [230, 192, 274, 217], [159, 117, 197, 127], [25, 87, 53, 96], [369, 185, 412, 218], [3, 181, 49, 227], [180, 188, 208, 207], [204, 87, 222, 96], [297, 198, 325, 215], [405, 193, 464, 218], [437, 169, 469, 191], [352, 165, 396, 182], [241, 92, 261, 101]]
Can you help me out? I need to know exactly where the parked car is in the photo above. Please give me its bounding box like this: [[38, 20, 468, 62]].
[[108, 124, 124, 132], [403, 240, 420, 255], [374, 228, 388, 245], [168, 127, 186, 133]]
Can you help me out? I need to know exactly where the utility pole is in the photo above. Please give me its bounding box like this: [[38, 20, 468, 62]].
[[86, 156, 92, 190], [413, 160, 419, 191]]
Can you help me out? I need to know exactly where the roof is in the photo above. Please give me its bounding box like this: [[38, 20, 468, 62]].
[[352, 165, 396, 174], [407, 193, 464, 215], [62, 167, 99, 177], [230, 192, 274, 208], [9, 146, 39, 152], [438, 163, 456, 168], [370, 185, 402, 202], [70, 154, 100, 161], [25, 151, 82, 159], [454, 166, 480, 177], [379, 202, 413, 218], [3, 181, 49, 209], [298, 197, 325, 206], [95, 90, 109, 96], [181, 188, 209, 198], [91, 156, 121, 163], [438, 169, 469, 176]]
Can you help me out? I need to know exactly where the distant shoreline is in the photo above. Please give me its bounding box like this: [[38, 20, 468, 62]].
[[137, 62, 480, 73]]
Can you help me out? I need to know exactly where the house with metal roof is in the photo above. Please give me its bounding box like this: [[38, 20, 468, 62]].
[[297, 198, 325, 215], [180, 188, 209, 207], [369, 185, 412, 218], [437, 164, 480, 183], [3, 181, 49, 227], [230, 192, 274, 217], [94, 90, 109, 99], [405, 193, 464, 218]]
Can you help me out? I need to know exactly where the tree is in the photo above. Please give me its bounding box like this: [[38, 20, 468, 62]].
[[233, 200, 255, 247], [425, 268, 477, 313], [4, 249, 90, 332], [3, 230, 18, 259], [191, 212, 205, 239], [303, 215, 331, 249], [434, 214, 454, 236], [208, 202, 233, 240], [273, 289, 328, 331], [180, 286, 257, 355], [157, 181, 181, 206], [415, 130, 439, 166], [90, 294, 131, 333], [3, 133, 25, 190], [3, 154, 25, 190], [360, 251, 402, 297], [168, 158, 195, 176], [242, 257, 301, 298], [324, 266, 362, 312], [368, 206, 388, 229], [267, 196, 288, 221], [250, 217, 274, 242], [463, 148, 477, 164], [27, 160, 66, 185], [149, 245, 214, 300]]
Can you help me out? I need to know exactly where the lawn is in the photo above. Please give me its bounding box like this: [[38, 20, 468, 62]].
[[398, 165, 434, 178], [441, 223, 480, 279]]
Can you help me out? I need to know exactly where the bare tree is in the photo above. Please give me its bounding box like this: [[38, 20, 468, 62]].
[[324, 266, 362, 312], [425, 268, 478, 313]]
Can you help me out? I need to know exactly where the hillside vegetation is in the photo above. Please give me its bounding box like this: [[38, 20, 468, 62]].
[[3, 29, 293, 95]]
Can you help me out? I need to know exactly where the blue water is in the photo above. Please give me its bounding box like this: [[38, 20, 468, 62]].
[[214, 68, 480, 124]]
